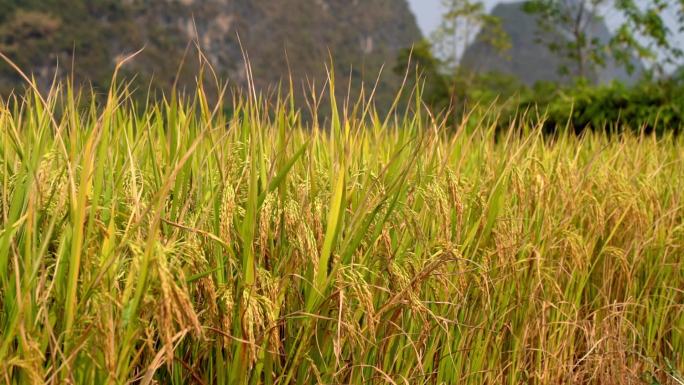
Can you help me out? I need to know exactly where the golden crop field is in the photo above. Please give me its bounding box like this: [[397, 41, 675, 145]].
[[0, 76, 682, 384]]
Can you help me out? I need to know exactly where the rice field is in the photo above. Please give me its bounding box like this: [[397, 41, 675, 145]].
[[0, 76, 682, 384]]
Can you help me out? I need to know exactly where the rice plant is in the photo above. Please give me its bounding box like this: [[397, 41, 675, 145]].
[[0, 69, 682, 385]]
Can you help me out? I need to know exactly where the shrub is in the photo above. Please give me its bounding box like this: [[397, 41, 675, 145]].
[[514, 77, 684, 135]]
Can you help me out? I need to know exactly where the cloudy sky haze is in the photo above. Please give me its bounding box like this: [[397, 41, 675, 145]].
[[406, 0, 444, 36], [407, 0, 514, 36]]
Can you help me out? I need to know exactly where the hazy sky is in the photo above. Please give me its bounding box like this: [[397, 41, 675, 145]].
[[407, 0, 513, 36], [406, 0, 442, 36]]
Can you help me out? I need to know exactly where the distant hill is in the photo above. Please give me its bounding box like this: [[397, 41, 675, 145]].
[[460, 1, 643, 86], [0, 0, 421, 106]]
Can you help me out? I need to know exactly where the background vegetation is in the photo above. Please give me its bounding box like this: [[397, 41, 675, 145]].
[[0, 0, 420, 110], [396, 0, 684, 134]]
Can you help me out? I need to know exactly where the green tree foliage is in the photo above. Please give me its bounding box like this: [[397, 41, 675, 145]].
[[522, 0, 683, 79], [510, 76, 684, 134], [395, 0, 684, 134], [395, 1, 514, 120], [431, 0, 510, 71]]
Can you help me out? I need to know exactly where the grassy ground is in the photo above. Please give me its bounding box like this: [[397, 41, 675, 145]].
[[0, 76, 682, 384]]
